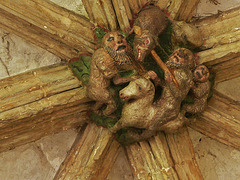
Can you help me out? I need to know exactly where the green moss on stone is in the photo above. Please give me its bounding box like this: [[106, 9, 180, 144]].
[[68, 56, 91, 85]]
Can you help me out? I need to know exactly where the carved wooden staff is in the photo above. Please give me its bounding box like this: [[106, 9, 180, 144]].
[[134, 26, 179, 87], [151, 50, 179, 88]]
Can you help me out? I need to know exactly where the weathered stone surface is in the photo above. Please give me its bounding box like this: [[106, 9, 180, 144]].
[[0, 144, 55, 180], [189, 128, 240, 180], [36, 129, 78, 172], [215, 77, 240, 101], [0, 28, 61, 79], [194, 0, 240, 18], [195, 6, 240, 65], [0, 1, 239, 180], [126, 132, 179, 180], [106, 147, 134, 180], [54, 123, 119, 180], [49, 0, 89, 18], [0, 129, 77, 180]]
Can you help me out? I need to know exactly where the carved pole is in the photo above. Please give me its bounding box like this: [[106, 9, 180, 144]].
[[0, 64, 91, 152], [189, 91, 240, 150], [126, 133, 179, 179], [166, 127, 203, 180], [151, 50, 179, 88], [54, 123, 120, 180]]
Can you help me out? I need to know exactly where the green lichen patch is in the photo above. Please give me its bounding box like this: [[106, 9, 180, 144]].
[[94, 26, 107, 45], [68, 56, 91, 85], [89, 112, 118, 128]]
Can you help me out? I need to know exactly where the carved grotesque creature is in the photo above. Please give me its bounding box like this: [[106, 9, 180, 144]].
[[87, 31, 134, 116], [133, 5, 168, 62], [102, 32, 133, 71], [165, 48, 195, 70], [133, 31, 156, 62], [110, 48, 195, 138], [110, 77, 157, 133], [172, 21, 203, 48], [182, 65, 211, 114], [148, 48, 195, 130]]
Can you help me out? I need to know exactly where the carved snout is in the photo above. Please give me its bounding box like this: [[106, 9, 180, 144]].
[[120, 92, 129, 101]]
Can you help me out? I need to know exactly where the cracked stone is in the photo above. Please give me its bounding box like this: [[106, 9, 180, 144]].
[[35, 129, 78, 172], [0, 144, 55, 180], [0, 28, 61, 79]]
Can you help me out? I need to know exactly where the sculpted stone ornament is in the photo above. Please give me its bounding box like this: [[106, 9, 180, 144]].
[[182, 65, 211, 114], [132, 5, 168, 62], [172, 21, 204, 48], [87, 31, 135, 116], [76, 4, 210, 144], [110, 48, 195, 139]]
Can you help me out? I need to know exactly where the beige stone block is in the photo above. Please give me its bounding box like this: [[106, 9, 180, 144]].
[[0, 129, 78, 180], [36, 129, 78, 172], [0, 144, 55, 180], [0, 29, 61, 79], [106, 147, 133, 180], [189, 128, 240, 180], [215, 77, 240, 101]]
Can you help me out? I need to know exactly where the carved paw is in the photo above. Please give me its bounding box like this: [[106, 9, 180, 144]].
[[109, 127, 117, 134], [103, 103, 117, 116], [164, 71, 173, 83]]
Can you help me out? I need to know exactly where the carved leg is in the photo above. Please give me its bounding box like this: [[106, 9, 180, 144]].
[[182, 98, 207, 114], [124, 129, 157, 144], [103, 99, 117, 116], [109, 119, 123, 133], [87, 86, 117, 116], [159, 113, 187, 133], [92, 102, 104, 115]]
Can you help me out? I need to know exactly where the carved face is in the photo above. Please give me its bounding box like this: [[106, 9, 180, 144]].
[[193, 65, 210, 82], [102, 31, 133, 70], [167, 48, 195, 69], [102, 31, 127, 53], [133, 31, 156, 62]]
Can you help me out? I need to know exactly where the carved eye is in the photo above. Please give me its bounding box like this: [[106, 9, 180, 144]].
[[138, 86, 142, 90], [107, 37, 114, 42], [145, 39, 150, 45], [196, 71, 202, 78], [119, 34, 124, 39]]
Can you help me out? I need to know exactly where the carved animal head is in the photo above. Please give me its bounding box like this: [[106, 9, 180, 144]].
[[166, 48, 195, 69], [133, 31, 156, 62], [119, 77, 155, 102], [172, 21, 203, 48], [193, 65, 210, 82]]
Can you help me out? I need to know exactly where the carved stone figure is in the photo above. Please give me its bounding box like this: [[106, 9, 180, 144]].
[[182, 64, 211, 114], [148, 48, 195, 129], [87, 31, 134, 116], [132, 5, 168, 62], [110, 48, 194, 136], [110, 76, 157, 133]]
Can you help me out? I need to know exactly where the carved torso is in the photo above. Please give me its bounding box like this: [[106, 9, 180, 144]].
[[134, 5, 168, 36], [88, 48, 117, 88]]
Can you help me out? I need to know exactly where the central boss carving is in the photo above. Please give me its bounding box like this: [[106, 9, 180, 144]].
[[81, 4, 210, 144]]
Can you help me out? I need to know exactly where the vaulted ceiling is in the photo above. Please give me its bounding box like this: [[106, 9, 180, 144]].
[[0, 0, 239, 179]]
